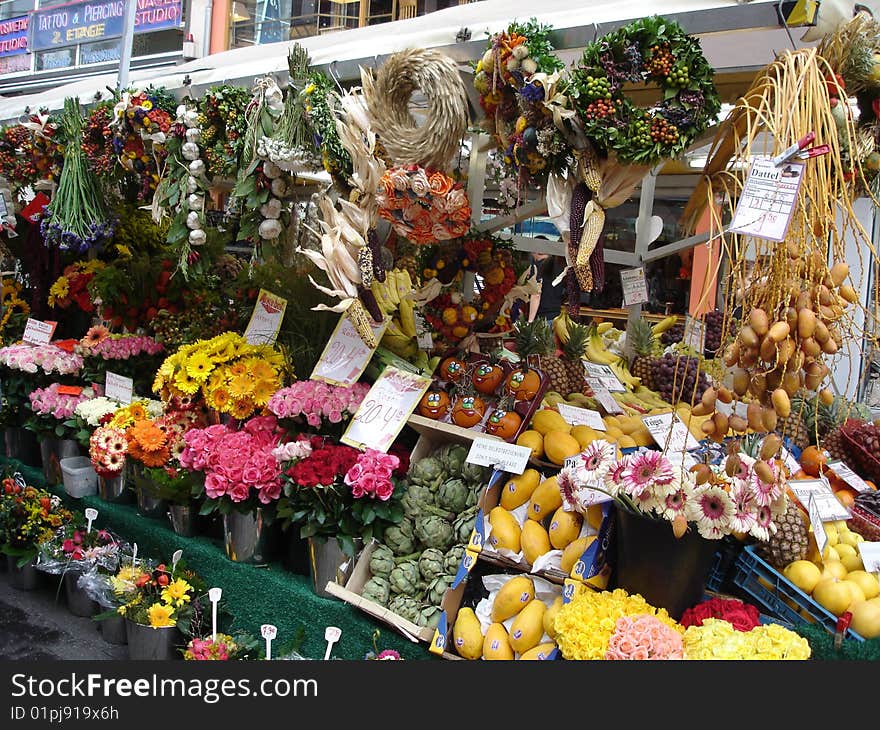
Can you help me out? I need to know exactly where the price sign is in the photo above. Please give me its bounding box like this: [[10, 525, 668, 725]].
[[105, 371, 133, 405], [583, 362, 625, 393], [414, 312, 433, 350], [592, 386, 624, 415], [261, 624, 277, 660], [827, 461, 872, 493], [787, 478, 834, 511], [243, 289, 288, 346], [779, 446, 801, 476], [857, 542, 880, 574], [556, 403, 606, 430], [684, 315, 706, 353], [810, 492, 851, 521], [642, 412, 701, 452], [311, 311, 389, 386], [341, 366, 431, 452], [56, 385, 83, 396], [466, 438, 531, 475], [620, 267, 648, 306], [808, 495, 828, 557], [21, 318, 56, 346], [729, 155, 804, 242]]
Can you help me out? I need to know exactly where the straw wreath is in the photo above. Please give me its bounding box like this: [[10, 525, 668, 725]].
[[361, 48, 468, 171]]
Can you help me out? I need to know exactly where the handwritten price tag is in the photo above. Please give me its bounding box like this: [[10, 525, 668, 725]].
[[787, 478, 834, 511], [105, 371, 133, 405], [341, 366, 431, 452], [827, 461, 872, 493], [592, 386, 623, 415], [466, 438, 531, 475], [22, 318, 56, 346], [583, 363, 625, 393], [244, 289, 287, 346], [620, 267, 648, 306], [808, 496, 828, 557], [556, 403, 606, 431], [857, 542, 880, 574], [641, 412, 700, 452], [311, 311, 389, 386], [684, 315, 706, 353]]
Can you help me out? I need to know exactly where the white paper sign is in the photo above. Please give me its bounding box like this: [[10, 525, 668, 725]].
[[808, 496, 828, 557], [466, 438, 531, 475], [311, 311, 389, 386], [583, 362, 625, 393], [21, 317, 56, 346], [729, 155, 804, 242], [341, 366, 431, 452], [244, 289, 287, 346], [620, 268, 648, 306], [827, 461, 872, 493], [105, 371, 133, 405], [684, 315, 706, 353], [779, 446, 800, 475], [556, 404, 606, 430], [414, 312, 433, 350], [788, 478, 835, 511], [642, 412, 701, 452], [593, 386, 624, 415], [810, 492, 852, 521], [857, 542, 880, 574]]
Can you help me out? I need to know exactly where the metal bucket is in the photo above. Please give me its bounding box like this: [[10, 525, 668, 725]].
[[168, 503, 196, 537], [4, 427, 41, 466], [307, 536, 359, 598], [63, 571, 99, 617], [125, 620, 181, 661], [7, 555, 41, 591], [98, 472, 131, 504], [100, 614, 128, 645], [222, 508, 274, 564], [40, 438, 81, 486]]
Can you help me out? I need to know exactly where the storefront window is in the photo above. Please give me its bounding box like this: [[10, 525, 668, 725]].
[[80, 38, 120, 65], [35, 46, 74, 70], [0, 0, 33, 20]]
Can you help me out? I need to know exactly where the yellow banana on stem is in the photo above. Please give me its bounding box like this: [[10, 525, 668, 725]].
[[651, 315, 679, 336], [398, 297, 417, 339]]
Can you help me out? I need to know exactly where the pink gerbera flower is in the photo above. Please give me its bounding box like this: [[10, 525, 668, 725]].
[[658, 480, 694, 521], [620, 451, 676, 499], [688, 485, 734, 540], [749, 504, 775, 541], [750, 461, 783, 506], [729, 480, 757, 535]]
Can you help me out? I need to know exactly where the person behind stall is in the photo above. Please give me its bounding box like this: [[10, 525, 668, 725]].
[[527, 235, 566, 323]]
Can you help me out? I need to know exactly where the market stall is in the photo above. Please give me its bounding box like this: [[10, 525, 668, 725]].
[[0, 3, 879, 663]]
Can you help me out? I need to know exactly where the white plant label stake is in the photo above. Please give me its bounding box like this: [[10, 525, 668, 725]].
[[324, 626, 342, 660], [84, 508, 98, 534], [171, 549, 183, 577], [261, 624, 277, 660], [208, 588, 222, 642], [131, 542, 138, 568]]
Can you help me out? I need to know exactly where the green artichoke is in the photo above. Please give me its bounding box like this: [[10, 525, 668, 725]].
[[436, 478, 470, 513], [465, 483, 481, 508], [414, 515, 455, 551], [361, 576, 391, 606], [453, 506, 479, 544], [401, 483, 435, 518], [444, 545, 465, 575], [368, 545, 396, 578], [416, 604, 442, 629], [437, 444, 469, 477], [460, 461, 490, 486], [388, 595, 422, 623], [389, 560, 420, 596], [427, 574, 455, 605], [418, 548, 445, 581], [408, 457, 446, 491], [384, 518, 415, 555]]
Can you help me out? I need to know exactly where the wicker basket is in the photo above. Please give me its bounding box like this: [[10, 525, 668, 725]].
[[840, 419, 880, 484]]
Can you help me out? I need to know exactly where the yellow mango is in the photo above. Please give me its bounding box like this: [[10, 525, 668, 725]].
[[586, 504, 604, 531], [500, 468, 541, 510], [619, 417, 641, 435], [521, 520, 552, 565], [488, 506, 521, 553], [570, 425, 600, 449], [603, 416, 621, 428], [618, 435, 637, 449], [632, 428, 654, 447], [515, 430, 544, 460], [509, 597, 546, 654], [530, 409, 570, 436], [544, 430, 581, 465], [482, 622, 514, 660], [519, 641, 557, 660], [560, 535, 596, 573], [548, 506, 583, 549], [452, 607, 483, 660], [543, 597, 563, 639], [527, 476, 563, 521], [491, 575, 535, 622], [604, 426, 625, 441]]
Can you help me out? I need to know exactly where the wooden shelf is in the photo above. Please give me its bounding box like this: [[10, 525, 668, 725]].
[[406, 414, 502, 444]]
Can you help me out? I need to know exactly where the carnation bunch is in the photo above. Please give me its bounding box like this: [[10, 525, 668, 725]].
[[74, 396, 123, 427], [179, 415, 285, 507], [268, 380, 369, 429], [153, 332, 285, 420]]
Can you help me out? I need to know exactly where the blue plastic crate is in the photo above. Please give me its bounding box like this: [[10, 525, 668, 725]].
[[705, 551, 725, 593], [732, 545, 864, 641]]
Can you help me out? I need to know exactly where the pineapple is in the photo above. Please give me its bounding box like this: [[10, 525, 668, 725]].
[[514, 317, 569, 395], [628, 317, 658, 390], [758, 503, 809, 569], [776, 394, 810, 450], [561, 324, 589, 396], [821, 426, 848, 461]]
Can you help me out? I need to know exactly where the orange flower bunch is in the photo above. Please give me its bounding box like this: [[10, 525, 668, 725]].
[[126, 419, 171, 468]]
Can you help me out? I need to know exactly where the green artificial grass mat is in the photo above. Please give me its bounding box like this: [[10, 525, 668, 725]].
[[1, 457, 433, 661]]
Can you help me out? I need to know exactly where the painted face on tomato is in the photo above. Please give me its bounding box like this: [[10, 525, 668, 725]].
[[472, 363, 504, 395], [452, 396, 485, 428], [440, 357, 465, 382], [485, 408, 522, 440], [418, 391, 450, 419]]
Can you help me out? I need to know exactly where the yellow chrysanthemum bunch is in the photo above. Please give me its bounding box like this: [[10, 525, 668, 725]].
[[153, 332, 285, 420], [554, 587, 683, 660], [1, 279, 30, 343], [682, 618, 811, 660]]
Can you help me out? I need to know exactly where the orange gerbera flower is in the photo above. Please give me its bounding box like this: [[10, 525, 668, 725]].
[[140, 447, 171, 468], [82, 325, 110, 348], [129, 420, 167, 452]]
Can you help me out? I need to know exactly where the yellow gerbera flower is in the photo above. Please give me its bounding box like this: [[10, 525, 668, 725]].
[[230, 397, 255, 420], [244, 358, 277, 382], [252, 379, 277, 406], [185, 352, 214, 382], [227, 373, 254, 399], [148, 603, 176, 628], [228, 361, 248, 377], [173, 371, 201, 395], [161, 579, 192, 607], [207, 387, 231, 411]]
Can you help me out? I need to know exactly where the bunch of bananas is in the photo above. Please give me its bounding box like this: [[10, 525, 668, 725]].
[[372, 268, 432, 368]]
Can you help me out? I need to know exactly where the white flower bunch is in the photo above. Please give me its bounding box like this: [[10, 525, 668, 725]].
[[74, 396, 123, 427]]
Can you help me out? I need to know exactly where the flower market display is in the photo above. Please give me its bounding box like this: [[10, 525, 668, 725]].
[[1, 10, 880, 665]]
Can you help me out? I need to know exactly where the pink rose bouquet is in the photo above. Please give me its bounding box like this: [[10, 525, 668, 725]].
[[605, 614, 684, 660], [268, 380, 370, 432], [179, 415, 286, 511], [344, 448, 399, 502], [25, 384, 97, 440]]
